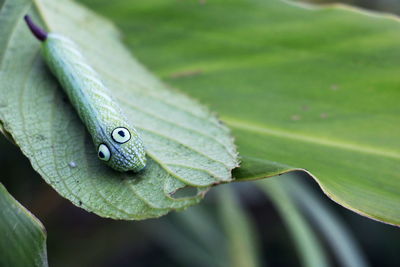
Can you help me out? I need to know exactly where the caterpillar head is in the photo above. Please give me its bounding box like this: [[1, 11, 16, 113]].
[[97, 127, 146, 172]]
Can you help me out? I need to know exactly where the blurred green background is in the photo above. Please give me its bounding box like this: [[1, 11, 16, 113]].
[[2, 0, 400, 266], [305, 0, 400, 14]]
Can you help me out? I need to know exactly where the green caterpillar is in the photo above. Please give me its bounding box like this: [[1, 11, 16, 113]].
[[24, 15, 146, 172]]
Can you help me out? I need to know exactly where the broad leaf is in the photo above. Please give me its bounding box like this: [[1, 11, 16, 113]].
[[86, 0, 400, 225], [0, 0, 238, 219], [0, 183, 48, 267]]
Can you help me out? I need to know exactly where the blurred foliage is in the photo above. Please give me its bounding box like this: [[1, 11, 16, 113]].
[[0, 183, 47, 267], [304, 0, 400, 14], [258, 180, 330, 267], [217, 186, 260, 267]]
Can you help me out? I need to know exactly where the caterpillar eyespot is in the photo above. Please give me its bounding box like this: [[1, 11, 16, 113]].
[[24, 15, 146, 172], [98, 144, 111, 161], [112, 127, 131, 144]]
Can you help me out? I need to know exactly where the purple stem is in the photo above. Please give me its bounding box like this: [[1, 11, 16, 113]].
[[24, 15, 47, 41]]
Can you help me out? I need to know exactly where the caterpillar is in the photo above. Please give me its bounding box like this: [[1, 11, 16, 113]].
[[24, 15, 146, 172]]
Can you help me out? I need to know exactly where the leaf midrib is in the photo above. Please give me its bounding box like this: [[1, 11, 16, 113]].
[[224, 117, 400, 160]]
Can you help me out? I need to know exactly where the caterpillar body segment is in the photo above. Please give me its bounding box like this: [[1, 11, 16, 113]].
[[24, 16, 146, 172]]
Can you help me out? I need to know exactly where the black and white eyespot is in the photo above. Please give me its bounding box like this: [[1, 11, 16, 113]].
[[98, 144, 111, 161], [112, 127, 131, 144]]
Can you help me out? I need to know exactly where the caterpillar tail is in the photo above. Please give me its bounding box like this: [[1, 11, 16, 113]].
[[24, 15, 48, 41]]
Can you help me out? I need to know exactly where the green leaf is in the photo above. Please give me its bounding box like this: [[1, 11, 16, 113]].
[[87, 0, 400, 225], [0, 0, 238, 220], [0, 183, 48, 267], [258, 178, 329, 267]]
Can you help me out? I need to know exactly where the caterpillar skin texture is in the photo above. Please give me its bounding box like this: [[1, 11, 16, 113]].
[[25, 17, 146, 172]]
